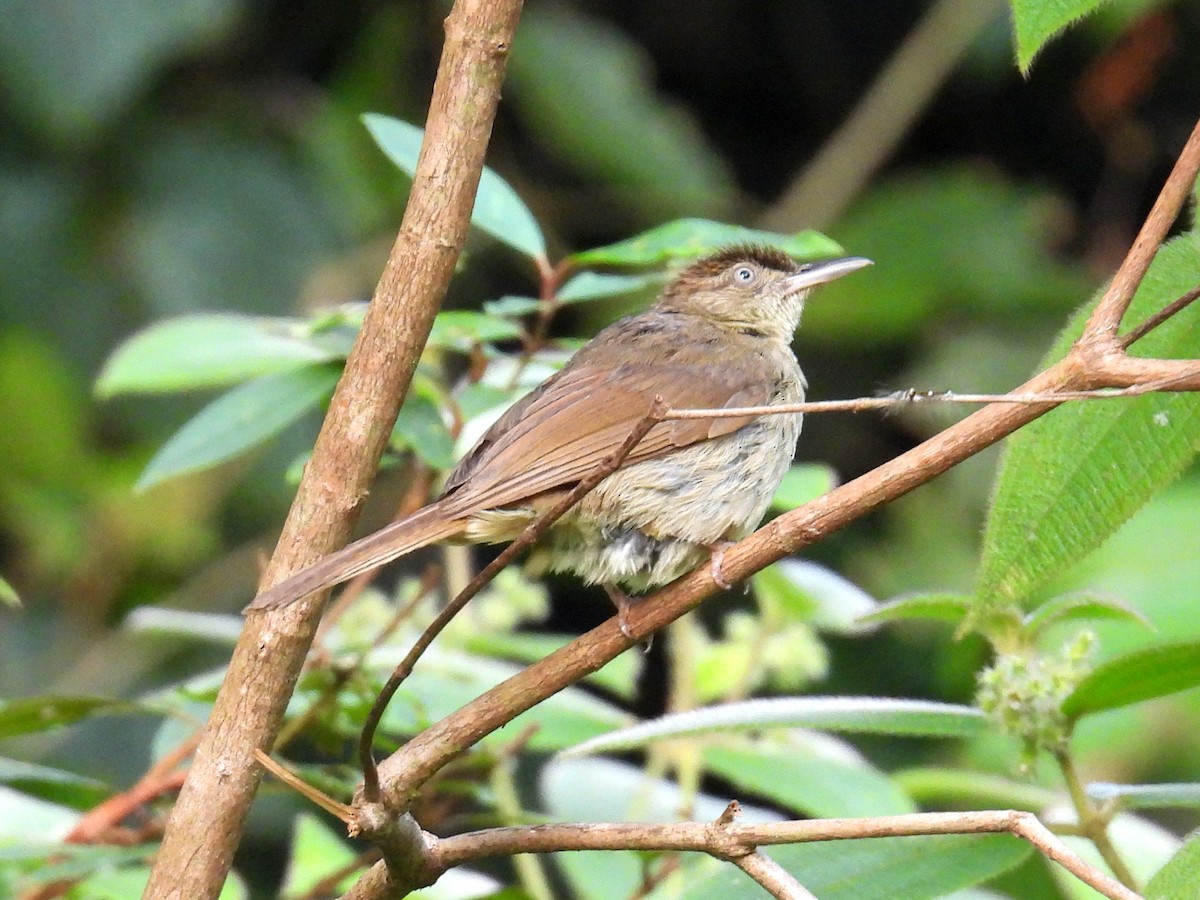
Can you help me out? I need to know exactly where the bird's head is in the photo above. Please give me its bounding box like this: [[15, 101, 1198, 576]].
[[655, 245, 871, 341]]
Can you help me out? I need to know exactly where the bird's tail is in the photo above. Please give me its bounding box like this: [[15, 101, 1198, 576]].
[[245, 499, 467, 612]]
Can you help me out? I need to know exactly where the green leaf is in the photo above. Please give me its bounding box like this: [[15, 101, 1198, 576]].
[[563, 697, 986, 757], [0, 757, 110, 809], [96, 314, 336, 397], [426, 310, 523, 353], [136, 365, 339, 490], [557, 271, 658, 303], [0, 696, 141, 740], [859, 592, 973, 626], [0, 575, 19, 608], [1023, 591, 1153, 637], [1011, 0, 1110, 74], [280, 814, 358, 896], [362, 113, 546, 260], [1147, 832, 1200, 900], [770, 463, 838, 510], [1063, 639, 1200, 721], [978, 236, 1200, 613], [506, 3, 734, 217], [658, 834, 1030, 900], [483, 295, 543, 318], [894, 766, 1058, 811], [753, 560, 880, 634], [391, 381, 455, 470], [1088, 782, 1200, 811], [571, 218, 842, 267], [462, 631, 642, 701], [703, 737, 917, 819]]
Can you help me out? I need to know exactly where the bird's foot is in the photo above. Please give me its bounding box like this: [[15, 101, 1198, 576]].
[[603, 586, 651, 649], [707, 540, 736, 590]]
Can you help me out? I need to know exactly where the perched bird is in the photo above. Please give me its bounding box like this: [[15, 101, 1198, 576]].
[[248, 245, 870, 628]]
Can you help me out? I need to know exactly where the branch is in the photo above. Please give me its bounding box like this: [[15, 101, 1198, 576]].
[[142, 2, 525, 897], [416, 810, 1137, 900], [731, 852, 817, 900]]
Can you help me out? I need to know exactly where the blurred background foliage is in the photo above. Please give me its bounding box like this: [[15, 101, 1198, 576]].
[[2, 0, 1200, 896]]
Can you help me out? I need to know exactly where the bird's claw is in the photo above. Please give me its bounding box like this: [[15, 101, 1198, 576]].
[[708, 540, 736, 590]]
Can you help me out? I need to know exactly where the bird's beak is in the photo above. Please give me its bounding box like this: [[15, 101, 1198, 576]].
[[783, 256, 873, 293]]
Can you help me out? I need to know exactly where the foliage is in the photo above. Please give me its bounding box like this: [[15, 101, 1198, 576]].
[[2, 1, 1199, 898]]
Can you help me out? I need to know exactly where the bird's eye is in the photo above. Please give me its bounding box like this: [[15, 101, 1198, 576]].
[[732, 265, 756, 283]]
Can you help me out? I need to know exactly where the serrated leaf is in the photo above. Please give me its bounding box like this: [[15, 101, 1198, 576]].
[[1011, 0, 1110, 74], [96, 313, 335, 397], [570, 218, 842, 267], [0, 696, 141, 740], [136, 365, 339, 490], [978, 236, 1200, 613], [1088, 782, 1200, 810], [1063, 639, 1200, 721], [860, 592, 973, 625], [770, 463, 838, 509], [1147, 832, 1200, 900], [557, 271, 658, 303], [562, 697, 985, 757], [426, 310, 523, 353], [1023, 591, 1153, 637], [362, 113, 546, 259]]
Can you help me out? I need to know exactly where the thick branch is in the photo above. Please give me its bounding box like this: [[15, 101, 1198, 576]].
[[142, 2, 524, 897]]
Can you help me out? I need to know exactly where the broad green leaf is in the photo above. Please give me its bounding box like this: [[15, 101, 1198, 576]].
[[557, 271, 658, 303], [462, 631, 642, 701], [507, 3, 734, 217], [655, 834, 1030, 900], [96, 314, 335, 396], [362, 113, 546, 259], [391, 382, 455, 470], [563, 697, 986, 757], [703, 737, 917, 818], [0, 696, 141, 740], [0, 844, 154, 884], [280, 814, 358, 896], [753, 560, 880, 634], [571, 218, 841, 267], [136, 365, 339, 490], [1011, 0, 1110, 73], [1088, 782, 1200, 810], [1063, 639, 1200, 721], [0, 757, 109, 809], [860, 592, 973, 626], [894, 767, 1057, 811], [1023, 591, 1152, 637], [770, 462, 838, 510], [978, 236, 1200, 614], [1147, 833, 1200, 900], [0, 575, 18, 608], [483, 295, 542, 318], [426, 310, 523, 353]]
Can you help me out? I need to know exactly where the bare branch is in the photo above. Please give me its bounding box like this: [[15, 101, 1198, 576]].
[[142, 2, 525, 896], [731, 852, 818, 900]]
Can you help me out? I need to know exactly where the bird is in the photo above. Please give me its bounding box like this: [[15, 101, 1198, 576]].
[[247, 245, 871, 630]]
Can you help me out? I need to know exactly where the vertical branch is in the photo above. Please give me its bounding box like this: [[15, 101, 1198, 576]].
[[142, 2, 525, 897]]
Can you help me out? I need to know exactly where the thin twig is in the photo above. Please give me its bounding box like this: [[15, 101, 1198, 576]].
[[731, 852, 818, 900], [357, 399, 668, 803], [1120, 285, 1200, 348], [661, 377, 1200, 421], [1056, 751, 1140, 891], [423, 810, 1138, 900]]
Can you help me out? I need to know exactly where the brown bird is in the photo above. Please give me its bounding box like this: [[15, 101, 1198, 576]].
[[247, 246, 870, 627]]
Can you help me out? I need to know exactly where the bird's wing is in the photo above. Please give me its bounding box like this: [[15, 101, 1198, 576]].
[[441, 358, 778, 517]]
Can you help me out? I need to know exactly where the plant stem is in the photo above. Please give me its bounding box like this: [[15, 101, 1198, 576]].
[[1055, 750, 1140, 891]]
